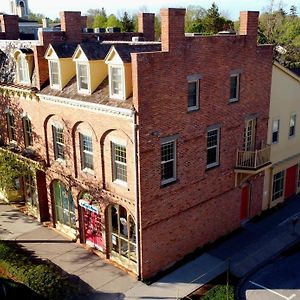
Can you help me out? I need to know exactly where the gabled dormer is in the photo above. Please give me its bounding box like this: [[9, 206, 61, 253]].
[[13, 48, 34, 85], [72, 43, 110, 95], [105, 46, 133, 101], [45, 43, 77, 90]]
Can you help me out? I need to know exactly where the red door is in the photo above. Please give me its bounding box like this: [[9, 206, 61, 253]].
[[83, 208, 103, 251], [284, 165, 297, 199], [240, 185, 250, 221]]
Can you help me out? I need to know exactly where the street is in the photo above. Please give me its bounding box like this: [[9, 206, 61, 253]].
[[240, 248, 300, 299]]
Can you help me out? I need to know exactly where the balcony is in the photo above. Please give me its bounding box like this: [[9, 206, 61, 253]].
[[235, 145, 271, 174]]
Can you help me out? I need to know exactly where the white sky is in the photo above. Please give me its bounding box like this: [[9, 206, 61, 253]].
[[1, 0, 299, 20]]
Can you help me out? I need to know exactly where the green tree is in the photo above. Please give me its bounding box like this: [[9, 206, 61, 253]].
[[290, 5, 297, 17], [106, 14, 121, 28], [28, 11, 45, 23], [120, 11, 134, 32]]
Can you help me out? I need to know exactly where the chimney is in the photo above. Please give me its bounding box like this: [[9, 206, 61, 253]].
[[42, 18, 49, 28], [138, 13, 155, 41], [60, 11, 82, 43], [81, 16, 87, 30], [0, 14, 19, 40], [160, 8, 186, 52], [239, 11, 259, 38]]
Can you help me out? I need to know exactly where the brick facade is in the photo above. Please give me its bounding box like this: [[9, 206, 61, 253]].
[[0, 8, 273, 280]]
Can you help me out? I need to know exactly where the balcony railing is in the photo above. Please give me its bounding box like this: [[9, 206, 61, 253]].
[[236, 145, 271, 170]]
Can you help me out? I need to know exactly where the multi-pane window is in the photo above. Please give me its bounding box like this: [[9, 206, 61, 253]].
[[188, 80, 199, 111], [207, 128, 220, 168], [112, 143, 127, 183], [161, 140, 176, 185], [80, 134, 93, 170], [7, 112, 16, 142], [272, 119, 280, 144], [243, 119, 256, 151], [49, 61, 59, 87], [78, 63, 89, 91], [17, 55, 29, 83], [289, 114, 296, 138], [110, 66, 123, 97], [23, 117, 33, 147], [230, 74, 240, 102], [272, 171, 284, 201], [52, 126, 65, 160]]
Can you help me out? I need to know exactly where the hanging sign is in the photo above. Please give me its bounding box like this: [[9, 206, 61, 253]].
[[79, 199, 99, 213]]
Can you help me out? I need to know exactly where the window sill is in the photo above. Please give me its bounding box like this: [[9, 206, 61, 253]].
[[160, 178, 178, 188], [82, 168, 95, 176], [187, 107, 200, 113], [206, 163, 220, 171], [228, 98, 239, 104], [55, 158, 66, 165], [113, 179, 128, 188], [288, 135, 296, 140]]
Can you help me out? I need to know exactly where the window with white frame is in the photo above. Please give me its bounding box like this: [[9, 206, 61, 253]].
[[23, 116, 33, 147], [80, 134, 94, 170], [272, 119, 280, 144], [272, 171, 284, 201], [289, 114, 296, 138], [207, 127, 220, 168], [112, 143, 127, 183], [17, 55, 30, 84], [109, 66, 123, 98], [6, 112, 16, 142], [161, 138, 176, 185], [49, 61, 60, 87], [229, 74, 240, 102], [188, 80, 200, 111], [52, 126, 65, 160], [77, 63, 89, 92]]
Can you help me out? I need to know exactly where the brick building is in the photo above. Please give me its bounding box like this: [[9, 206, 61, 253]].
[[0, 8, 273, 279]]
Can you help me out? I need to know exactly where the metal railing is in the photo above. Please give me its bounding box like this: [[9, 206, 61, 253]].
[[236, 145, 271, 169]]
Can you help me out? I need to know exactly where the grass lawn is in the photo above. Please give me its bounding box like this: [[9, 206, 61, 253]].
[[0, 241, 92, 300]]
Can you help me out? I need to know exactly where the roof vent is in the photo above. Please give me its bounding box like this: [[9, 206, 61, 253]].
[[217, 30, 236, 35], [132, 36, 145, 42], [106, 27, 121, 33], [94, 27, 106, 33]]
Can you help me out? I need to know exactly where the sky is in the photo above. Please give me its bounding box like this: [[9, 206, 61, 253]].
[[1, 0, 299, 20]]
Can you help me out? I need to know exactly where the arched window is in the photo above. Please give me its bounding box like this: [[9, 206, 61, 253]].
[[109, 204, 136, 263], [53, 181, 76, 229], [17, 55, 29, 83]]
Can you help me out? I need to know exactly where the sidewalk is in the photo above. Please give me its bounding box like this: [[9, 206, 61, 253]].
[[1, 197, 300, 300]]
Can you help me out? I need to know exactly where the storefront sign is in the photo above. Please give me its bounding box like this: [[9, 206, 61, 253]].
[[79, 199, 99, 213]]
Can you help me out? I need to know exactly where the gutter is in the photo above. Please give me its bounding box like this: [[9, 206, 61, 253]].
[[132, 109, 141, 279]]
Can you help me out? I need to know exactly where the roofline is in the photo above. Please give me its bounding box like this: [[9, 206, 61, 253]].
[[273, 61, 300, 83]]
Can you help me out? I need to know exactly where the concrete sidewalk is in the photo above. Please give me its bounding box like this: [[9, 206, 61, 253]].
[[1, 197, 300, 300]]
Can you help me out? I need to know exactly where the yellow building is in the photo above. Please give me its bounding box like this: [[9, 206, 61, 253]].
[[263, 62, 300, 210]]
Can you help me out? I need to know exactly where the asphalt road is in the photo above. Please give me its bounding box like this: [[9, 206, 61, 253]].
[[240, 249, 300, 300]]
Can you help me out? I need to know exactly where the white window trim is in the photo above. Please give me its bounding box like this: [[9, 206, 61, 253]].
[[160, 136, 177, 186], [187, 80, 200, 112], [108, 64, 125, 100], [17, 54, 31, 84], [111, 142, 128, 187], [272, 119, 280, 144], [288, 113, 296, 139], [23, 116, 33, 148], [272, 170, 285, 201], [80, 134, 94, 172], [76, 62, 91, 95], [206, 127, 220, 169], [229, 73, 240, 103], [48, 60, 62, 90], [52, 125, 65, 161]]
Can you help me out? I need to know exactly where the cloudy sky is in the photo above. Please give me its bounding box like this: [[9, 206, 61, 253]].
[[2, 0, 299, 20]]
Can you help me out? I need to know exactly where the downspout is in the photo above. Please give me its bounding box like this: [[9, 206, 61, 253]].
[[132, 109, 141, 279]]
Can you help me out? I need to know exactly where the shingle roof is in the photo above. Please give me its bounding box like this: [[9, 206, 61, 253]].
[[51, 43, 78, 58], [113, 44, 162, 62], [78, 42, 111, 60]]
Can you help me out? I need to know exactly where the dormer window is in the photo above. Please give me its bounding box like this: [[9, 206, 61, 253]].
[[110, 66, 124, 98], [13, 49, 33, 85], [77, 63, 89, 93], [49, 60, 60, 88]]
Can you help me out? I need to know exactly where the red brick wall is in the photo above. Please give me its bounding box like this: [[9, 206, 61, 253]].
[[132, 9, 273, 279], [138, 13, 155, 41], [0, 15, 19, 40]]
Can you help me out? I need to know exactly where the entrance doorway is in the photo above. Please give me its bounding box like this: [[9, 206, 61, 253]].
[[240, 185, 250, 221], [79, 193, 103, 251], [285, 165, 297, 199]]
